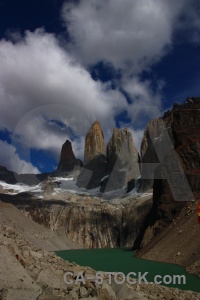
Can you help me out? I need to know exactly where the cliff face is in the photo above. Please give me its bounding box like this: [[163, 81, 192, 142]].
[[56, 140, 83, 174], [102, 128, 140, 192], [84, 121, 106, 163], [77, 121, 107, 189], [5, 191, 152, 249], [78, 122, 140, 191], [138, 118, 166, 192], [139, 97, 200, 194], [135, 97, 200, 249]]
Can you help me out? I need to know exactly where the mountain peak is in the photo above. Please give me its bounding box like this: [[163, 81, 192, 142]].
[[56, 139, 82, 172], [84, 121, 106, 163]]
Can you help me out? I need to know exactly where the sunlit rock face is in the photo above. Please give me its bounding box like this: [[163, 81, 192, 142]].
[[101, 128, 140, 192], [84, 121, 106, 164], [77, 121, 107, 189], [56, 140, 83, 174], [78, 122, 140, 191]]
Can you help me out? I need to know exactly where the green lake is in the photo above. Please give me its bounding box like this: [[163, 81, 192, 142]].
[[56, 248, 200, 293]]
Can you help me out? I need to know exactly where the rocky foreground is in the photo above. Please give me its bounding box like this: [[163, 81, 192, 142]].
[[1, 202, 200, 300]]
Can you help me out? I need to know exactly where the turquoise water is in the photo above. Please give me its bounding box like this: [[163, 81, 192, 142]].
[[56, 248, 200, 293]]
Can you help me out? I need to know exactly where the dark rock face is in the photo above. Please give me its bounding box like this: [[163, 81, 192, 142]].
[[77, 121, 107, 189], [134, 97, 200, 249], [0, 166, 17, 184], [101, 128, 140, 192], [56, 140, 83, 174], [138, 118, 165, 192], [0, 165, 46, 185]]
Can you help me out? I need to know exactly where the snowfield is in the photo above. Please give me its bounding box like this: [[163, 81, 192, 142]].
[[0, 177, 153, 199], [0, 180, 42, 195]]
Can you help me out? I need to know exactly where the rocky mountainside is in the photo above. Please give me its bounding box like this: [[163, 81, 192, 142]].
[[134, 97, 200, 252], [1, 202, 199, 300], [0, 201, 80, 251], [0, 188, 152, 249], [137, 200, 200, 278]]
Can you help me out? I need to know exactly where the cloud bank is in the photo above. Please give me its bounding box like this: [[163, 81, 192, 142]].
[[0, 140, 39, 174], [62, 0, 196, 72], [0, 0, 200, 172]]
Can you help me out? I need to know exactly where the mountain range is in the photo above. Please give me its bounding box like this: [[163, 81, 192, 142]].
[[0, 97, 200, 298]]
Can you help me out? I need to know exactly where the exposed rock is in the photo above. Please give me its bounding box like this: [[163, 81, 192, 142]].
[[1, 191, 152, 249], [77, 121, 107, 189], [137, 200, 200, 279], [0, 165, 51, 186], [135, 97, 200, 250], [0, 188, 200, 299], [138, 118, 165, 192], [0, 201, 80, 251], [0, 205, 200, 299], [101, 128, 140, 192], [0, 166, 18, 184], [84, 121, 106, 163], [56, 140, 83, 174]]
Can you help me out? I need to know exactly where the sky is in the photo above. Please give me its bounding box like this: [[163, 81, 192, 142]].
[[0, 0, 200, 174]]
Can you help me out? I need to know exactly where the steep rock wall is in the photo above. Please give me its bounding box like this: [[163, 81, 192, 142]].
[[14, 193, 152, 249], [135, 97, 200, 249]]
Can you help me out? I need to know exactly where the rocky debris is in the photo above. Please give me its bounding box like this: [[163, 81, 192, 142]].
[[0, 224, 199, 299], [77, 121, 107, 189], [56, 140, 83, 175], [101, 128, 140, 192], [137, 200, 200, 279], [0, 201, 80, 251]]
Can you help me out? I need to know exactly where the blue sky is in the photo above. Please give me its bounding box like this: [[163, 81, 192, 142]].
[[0, 0, 200, 174]]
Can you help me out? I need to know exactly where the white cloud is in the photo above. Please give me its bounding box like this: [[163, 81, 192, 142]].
[[0, 30, 123, 132], [62, 0, 192, 72], [1, 0, 199, 173], [0, 140, 40, 174], [0, 29, 166, 168], [0, 30, 128, 163], [123, 77, 163, 122]]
